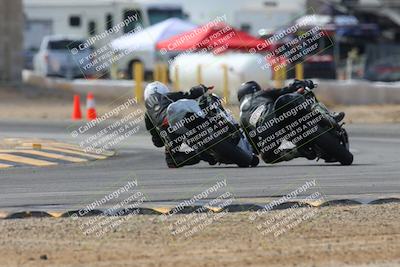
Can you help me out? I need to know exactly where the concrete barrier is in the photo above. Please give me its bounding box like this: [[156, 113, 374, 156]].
[[22, 70, 142, 99], [314, 80, 400, 105], [22, 70, 400, 105], [71, 79, 134, 99]]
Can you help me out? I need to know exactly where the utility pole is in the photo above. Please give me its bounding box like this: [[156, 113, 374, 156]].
[[0, 0, 23, 83]]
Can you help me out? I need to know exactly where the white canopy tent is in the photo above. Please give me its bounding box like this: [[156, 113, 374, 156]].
[[111, 18, 196, 52]]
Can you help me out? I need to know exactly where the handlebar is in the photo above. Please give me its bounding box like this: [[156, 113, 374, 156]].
[[297, 82, 317, 94], [303, 81, 318, 90]]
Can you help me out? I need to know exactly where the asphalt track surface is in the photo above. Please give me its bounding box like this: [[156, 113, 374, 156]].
[[0, 120, 399, 212]]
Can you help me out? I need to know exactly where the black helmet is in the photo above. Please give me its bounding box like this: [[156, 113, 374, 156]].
[[237, 81, 261, 102]]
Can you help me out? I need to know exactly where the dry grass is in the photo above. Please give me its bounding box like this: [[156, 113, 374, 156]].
[[0, 204, 399, 267]]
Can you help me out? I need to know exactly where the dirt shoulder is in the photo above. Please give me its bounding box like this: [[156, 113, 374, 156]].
[[0, 204, 399, 267], [332, 105, 400, 124], [0, 85, 125, 120]]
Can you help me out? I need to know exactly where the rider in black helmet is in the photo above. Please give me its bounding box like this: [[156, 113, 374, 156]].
[[237, 80, 344, 164]]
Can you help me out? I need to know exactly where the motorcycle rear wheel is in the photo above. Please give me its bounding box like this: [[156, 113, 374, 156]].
[[212, 139, 257, 167], [312, 128, 353, 165]]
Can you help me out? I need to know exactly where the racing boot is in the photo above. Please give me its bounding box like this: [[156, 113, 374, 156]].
[[313, 102, 345, 123], [250, 154, 260, 167], [199, 151, 218, 166], [331, 111, 345, 122], [278, 148, 302, 161], [279, 147, 316, 161], [297, 146, 317, 160]]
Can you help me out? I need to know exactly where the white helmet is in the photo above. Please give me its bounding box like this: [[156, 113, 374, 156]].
[[144, 81, 170, 102]]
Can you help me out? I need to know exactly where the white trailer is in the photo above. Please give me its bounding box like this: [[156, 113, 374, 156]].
[[23, 0, 185, 76], [165, 0, 307, 36]]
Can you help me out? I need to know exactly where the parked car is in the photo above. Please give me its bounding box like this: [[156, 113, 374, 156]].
[[33, 35, 95, 79], [365, 56, 400, 82]]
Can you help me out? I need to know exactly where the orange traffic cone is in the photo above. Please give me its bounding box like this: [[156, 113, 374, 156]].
[[72, 94, 82, 120], [86, 92, 97, 121]]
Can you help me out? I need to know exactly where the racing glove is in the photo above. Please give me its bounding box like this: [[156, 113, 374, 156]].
[[189, 84, 208, 98], [304, 80, 315, 89], [288, 79, 315, 91], [152, 135, 164, 148], [288, 79, 305, 91]]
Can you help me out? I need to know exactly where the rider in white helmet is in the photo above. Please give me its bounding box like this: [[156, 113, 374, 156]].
[[144, 81, 215, 168]]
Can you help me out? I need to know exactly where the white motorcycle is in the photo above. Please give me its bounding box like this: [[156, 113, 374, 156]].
[[165, 87, 259, 167]]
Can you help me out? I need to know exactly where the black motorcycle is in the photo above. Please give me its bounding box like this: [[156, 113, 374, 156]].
[[272, 81, 353, 165]]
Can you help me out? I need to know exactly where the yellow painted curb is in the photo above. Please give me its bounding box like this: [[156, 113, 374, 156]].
[[0, 149, 88, 163], [2, 198, 398, 220], [25, 146, 107, 160], [0, 138, 115, 169], [152, 207, 172, 214], [206, 206, 223, 213], [47, 212, 65, 218], [0, 163, 14, 169], [0, 153, 58, 167]]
